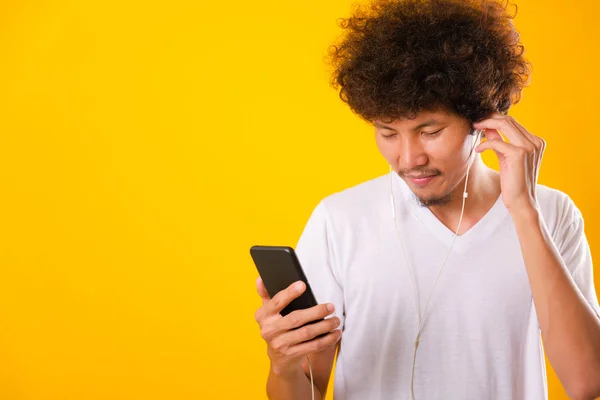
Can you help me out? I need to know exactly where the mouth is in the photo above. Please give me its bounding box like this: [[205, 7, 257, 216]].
[[405, 174, 438, 186]]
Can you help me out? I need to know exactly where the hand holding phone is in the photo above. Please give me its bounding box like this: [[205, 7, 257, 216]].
[[251, 246, 342, 375]]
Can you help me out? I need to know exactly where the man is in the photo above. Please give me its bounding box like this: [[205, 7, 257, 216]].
[[253, 0, 600, 398]]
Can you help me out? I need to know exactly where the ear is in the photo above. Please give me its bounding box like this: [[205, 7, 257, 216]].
[[470, 128, 483, 145]]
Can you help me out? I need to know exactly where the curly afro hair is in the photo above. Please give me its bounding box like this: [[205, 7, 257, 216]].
[[327, 0, 531, 125]]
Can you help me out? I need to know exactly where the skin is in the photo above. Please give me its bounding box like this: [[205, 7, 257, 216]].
[[254, 108, 600, 399], [254, 278, 340, 400], [474, 114, 600, 400], [374, 108, 502, 234]]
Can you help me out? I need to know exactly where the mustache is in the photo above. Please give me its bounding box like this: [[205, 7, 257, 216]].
[[399, 169, 441, 178]]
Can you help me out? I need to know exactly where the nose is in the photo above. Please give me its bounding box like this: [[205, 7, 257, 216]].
[[398, 135, 428, 169]]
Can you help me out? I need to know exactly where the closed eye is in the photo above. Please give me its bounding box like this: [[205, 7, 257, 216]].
[[423, 128, 443, 136], [381, 128, 444, 139]]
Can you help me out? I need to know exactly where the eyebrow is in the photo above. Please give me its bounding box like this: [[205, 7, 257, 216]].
[[374, 119, 441, 132]]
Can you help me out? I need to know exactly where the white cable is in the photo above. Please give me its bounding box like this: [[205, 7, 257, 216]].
[[390, 129, 482, 400], [302, 129, 481, 400], [306, 355, 315, 400]]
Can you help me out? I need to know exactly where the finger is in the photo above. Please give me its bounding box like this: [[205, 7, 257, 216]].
[[256, 276, 271, 304], [474, 116, 532, 150], [504, 117, 545, 196], [273, 317, 342, 353], [267, 280, 306, 316], [480, 128, 503, 142], [508, 116, 546, 198], [279, 303, 336, 331], [477, 134, 505, 161], [475, 138, 521, 156], [506, 116, 536, 147], [288, 329, 343, 358], [286, 316, 341, 344], [507, 116, 545, 151]]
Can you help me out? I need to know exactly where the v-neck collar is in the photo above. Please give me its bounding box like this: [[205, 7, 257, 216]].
[[392, 171, 509, 253]]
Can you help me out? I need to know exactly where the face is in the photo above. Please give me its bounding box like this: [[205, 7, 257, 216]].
[[374, 109, 477, 207]]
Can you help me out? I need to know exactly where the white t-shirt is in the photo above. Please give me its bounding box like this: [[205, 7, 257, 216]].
[[295, 172, 600, 400]]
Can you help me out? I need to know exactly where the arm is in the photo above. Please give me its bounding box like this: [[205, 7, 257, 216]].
[[262, 200, 344, 399], [266, 343, 338, 400], [511, 206, 600, 400], [473, 114, 600, 400], [254, 278, 342, 400]]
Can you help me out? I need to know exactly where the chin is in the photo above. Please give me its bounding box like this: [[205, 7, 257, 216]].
[[412, 189, 453, 207]]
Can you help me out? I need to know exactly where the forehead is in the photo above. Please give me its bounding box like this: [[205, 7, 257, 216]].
[[374, 109, 456, 130]]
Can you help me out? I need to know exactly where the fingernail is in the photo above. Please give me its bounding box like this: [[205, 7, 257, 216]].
[[327, 303, 335, 312], [294, 281, 305, 291]]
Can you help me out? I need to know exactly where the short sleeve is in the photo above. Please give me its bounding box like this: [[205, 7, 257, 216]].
[[556, 201, 600, 319], [295, 200, 345, 330]]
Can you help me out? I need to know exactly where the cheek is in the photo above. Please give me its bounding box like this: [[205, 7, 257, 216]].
[[375, 138, 395, 162], [428, 138, 468, 164]]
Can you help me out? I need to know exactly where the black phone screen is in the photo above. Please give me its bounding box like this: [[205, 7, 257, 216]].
[[250, 245, 320, 317]]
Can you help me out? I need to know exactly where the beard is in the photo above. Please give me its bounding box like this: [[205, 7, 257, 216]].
[[412, 190, 453, 207], [399, 167, 449, 207]]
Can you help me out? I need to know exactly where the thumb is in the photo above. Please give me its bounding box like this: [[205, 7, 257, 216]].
[[481, 128, 503, 142], [256, 276, 271, 304]]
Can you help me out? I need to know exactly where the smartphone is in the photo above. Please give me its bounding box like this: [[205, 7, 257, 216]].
[[250, 245, 327, 336]]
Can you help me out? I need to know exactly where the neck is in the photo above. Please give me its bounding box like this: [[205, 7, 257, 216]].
[[428, 158, 501, 234]]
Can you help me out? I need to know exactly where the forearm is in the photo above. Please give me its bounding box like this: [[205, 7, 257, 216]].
[[511, 206, 600, 398], [267, 363, 321, 400]]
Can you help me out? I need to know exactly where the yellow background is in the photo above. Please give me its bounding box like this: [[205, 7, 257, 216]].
[[0, 0, 597, 398]]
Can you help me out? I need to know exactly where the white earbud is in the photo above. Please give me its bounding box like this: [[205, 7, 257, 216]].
[[463, 128, 483, 199]]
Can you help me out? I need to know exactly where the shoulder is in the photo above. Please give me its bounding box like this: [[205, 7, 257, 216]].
[[319, 173, 390, 222], [535, 183, 583, 233], [299, 173, 391, 236]]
